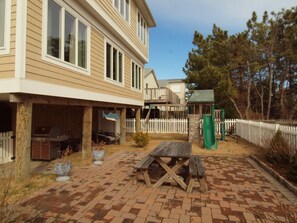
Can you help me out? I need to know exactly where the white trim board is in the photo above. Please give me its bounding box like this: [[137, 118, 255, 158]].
[[15, 0, 27, 78], [13, 79, 143, 106]]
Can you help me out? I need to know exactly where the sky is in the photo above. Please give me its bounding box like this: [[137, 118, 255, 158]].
[[145, 0, 297, 80]]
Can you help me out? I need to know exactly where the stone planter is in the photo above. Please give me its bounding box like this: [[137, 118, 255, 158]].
[[55, 161, 71, 181], [93, 150, 105, 165]]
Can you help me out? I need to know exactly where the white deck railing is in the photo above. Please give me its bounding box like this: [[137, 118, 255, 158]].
[[0, 131, 14, 164]]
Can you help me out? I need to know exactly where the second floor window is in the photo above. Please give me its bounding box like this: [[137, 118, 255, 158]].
[[106, 42, 123, 84], [0, 0, 5, 48], [47, 0, 88, 69], [131, 62, 142, 90], [0, 0, 10, 54], [113, 0, 129, 23], [137, 12, 146, 44]]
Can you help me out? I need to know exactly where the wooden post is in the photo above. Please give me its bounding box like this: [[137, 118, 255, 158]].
[[136, 108, 141, 132], [82, 106, 92, 160], [15, 102, 32, 181], [120, 108, 126, 144]]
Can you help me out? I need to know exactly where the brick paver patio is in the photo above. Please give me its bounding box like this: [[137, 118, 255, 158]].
[[13, 151, 297, 222]]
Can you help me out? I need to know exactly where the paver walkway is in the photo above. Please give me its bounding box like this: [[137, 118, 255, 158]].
[[12, 151, 297, 223]]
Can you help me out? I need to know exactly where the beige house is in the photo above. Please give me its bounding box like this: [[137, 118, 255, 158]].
[[144, 68, 159, 89], [158, 79, 186, 105], [0, 0, 156, 179], [143, 69, 186, 118]]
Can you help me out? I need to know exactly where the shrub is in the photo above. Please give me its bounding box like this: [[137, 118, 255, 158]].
[[132, 131, 150, 147], [263, 130, 291, 165]]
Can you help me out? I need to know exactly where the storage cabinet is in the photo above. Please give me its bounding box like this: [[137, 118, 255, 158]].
[[31, 140, 60, 160]]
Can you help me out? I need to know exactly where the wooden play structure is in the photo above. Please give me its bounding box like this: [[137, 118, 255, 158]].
[[187, 90, 225, 148]]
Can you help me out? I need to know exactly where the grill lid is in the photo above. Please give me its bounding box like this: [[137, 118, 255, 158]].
[[32, 126, 60, 138]]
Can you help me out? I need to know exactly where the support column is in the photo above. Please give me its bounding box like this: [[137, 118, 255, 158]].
[[120, 108, 126, 144], [82, 106, 92, 160], [136, 107, 141, 132], [15, 102, 32, 181]]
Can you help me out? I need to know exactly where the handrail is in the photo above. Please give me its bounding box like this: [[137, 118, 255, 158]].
[[144, 87, 180, 104]]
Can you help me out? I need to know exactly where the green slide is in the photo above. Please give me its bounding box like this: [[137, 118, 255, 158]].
[[203, 114, 218, 149]]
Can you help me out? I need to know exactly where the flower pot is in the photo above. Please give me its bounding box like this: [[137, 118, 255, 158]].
[[93, 150, 105, 165], [55, 161, 71, 181]]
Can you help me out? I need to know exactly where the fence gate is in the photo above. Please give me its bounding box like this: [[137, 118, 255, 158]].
[[0, 131, 14, 164]]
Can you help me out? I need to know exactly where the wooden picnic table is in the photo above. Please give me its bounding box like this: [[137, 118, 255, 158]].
[[148, 141, 192, 191]]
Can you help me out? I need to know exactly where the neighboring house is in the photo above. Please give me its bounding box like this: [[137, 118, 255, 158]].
[[144, 68, 159, 89], [143, 69, 186, 118], [158, 79, 186, 105], [0, 0, 156, 177]]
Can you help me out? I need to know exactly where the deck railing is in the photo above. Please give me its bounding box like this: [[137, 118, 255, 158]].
[[144, 88, 180, 104]]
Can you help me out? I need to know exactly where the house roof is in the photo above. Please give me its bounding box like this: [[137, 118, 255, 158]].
[[188, 90, 215, 104], [144, 68, 159, 88], [136, 1, 156, 27], [158, 79, 184, 88]]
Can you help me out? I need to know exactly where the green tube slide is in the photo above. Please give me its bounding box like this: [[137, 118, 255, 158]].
[[203, 114, 218, 149]]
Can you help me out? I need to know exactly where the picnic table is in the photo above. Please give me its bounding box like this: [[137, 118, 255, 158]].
[[133, 141, 207, 192], [148, 141, 192, 190]]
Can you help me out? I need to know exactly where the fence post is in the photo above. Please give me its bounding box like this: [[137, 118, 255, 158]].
[[275, 124, 280, 133], [259, 122, 262, 147]]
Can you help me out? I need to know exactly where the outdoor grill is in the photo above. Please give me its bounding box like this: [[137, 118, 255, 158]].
[[31, 126, 68, 161]]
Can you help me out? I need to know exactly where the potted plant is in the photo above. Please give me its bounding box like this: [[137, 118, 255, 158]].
[[92, 141, 105, 165], [55, 146, 72, 182]]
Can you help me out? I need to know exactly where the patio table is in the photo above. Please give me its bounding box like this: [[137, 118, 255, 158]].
[[149, 141, 192, 190]]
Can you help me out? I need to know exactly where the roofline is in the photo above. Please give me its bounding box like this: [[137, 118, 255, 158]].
[[137, 0, 157, 27]]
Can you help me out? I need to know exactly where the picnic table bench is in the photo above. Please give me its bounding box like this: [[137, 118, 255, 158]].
[[187, 155, 208, 193], [133, 155, 155, 187]]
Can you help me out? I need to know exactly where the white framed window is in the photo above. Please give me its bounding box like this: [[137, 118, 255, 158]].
[[131, 61, 142, 91], [43, 0, 90, 73], [0, 0, 11, 54], [137, 11, 146, 44], [113, 0, 129, 23], [105, 41, 124, 84]]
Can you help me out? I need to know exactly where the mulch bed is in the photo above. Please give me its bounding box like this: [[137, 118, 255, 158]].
[[251, 155, 297, 196]]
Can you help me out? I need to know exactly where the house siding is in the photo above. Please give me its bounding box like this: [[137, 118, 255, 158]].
[[0, 0, 16, 79], [95, 0, 148, 60], [25, 0, 143, 104]]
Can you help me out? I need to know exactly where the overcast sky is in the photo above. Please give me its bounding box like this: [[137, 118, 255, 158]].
[[146, 0, 297, 80]]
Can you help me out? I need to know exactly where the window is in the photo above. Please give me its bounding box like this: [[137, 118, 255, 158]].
[[137, 11, 146, 44], [131, 61, 142, 90], [113, 0, 129, 22], [45, 0, 89, 70], [0, 0, 11, 54], [106, 42, 123, 84], [0, 0, 5, 48]]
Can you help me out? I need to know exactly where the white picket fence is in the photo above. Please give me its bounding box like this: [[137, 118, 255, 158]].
[[127, 119, 188, 134], [126, 118, 237, 135], [0, 131, 14, 164], [236, 120, 297, 150]]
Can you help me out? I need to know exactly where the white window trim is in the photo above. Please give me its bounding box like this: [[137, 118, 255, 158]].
[[104, 39, 125, 87], [137, 9, 147, 45], [41, 0, 91, 75], [113, 0, 130, 24], [0, 0, 11, 55], [131, 60, 142, 92]]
